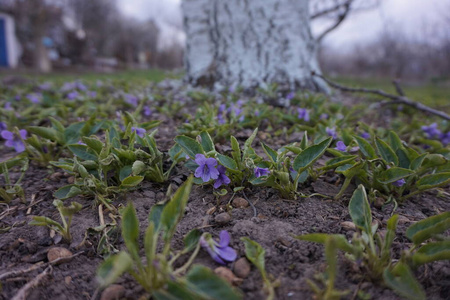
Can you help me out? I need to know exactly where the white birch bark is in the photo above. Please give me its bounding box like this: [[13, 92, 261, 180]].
[[182, 0, 328, 92]]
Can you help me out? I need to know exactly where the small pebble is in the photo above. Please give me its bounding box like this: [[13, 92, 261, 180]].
[[232, 197, 249, 208], [100, 284, 125, 300], [233, 257, 251, 278], [47, 247, 73, 264], [397, 215, 411, 224], [67, 176, 75, 184], [214, 267, 242, 286], [215, 212, 231, 225], [340, 221, 356, 231]]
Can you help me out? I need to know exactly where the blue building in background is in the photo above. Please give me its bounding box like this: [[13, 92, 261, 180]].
[[0, 12, 20, 68]]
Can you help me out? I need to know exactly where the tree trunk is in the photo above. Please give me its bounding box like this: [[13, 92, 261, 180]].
[[182, 0, 328, 92]]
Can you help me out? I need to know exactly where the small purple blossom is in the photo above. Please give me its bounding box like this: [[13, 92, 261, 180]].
[[67, 91, 79, 100], [214, 165, 231, 189], [320, 113, 328, 120], [297, 108, 310, 122], [392, 178, 406, 187], [27, 93, 42, 104], [421, 123, 441, 139], [143, 106, 152, 117], [254, 110, 260, 117], [38, 82, 52, 91], [77, 140, 86, 145], [194, 154, 219, 182], [131, 127, 146, 138], [0, 122, 7, 131], [286, 92, 295, 100], [4, 102, 13, 111], [334, 141, 347, 152], [125, 94, 139, 107], [254, 167, 270, 178], [1, 129, 27, 153], [326, 127, 338, 139], [361, 132, 370, 139], [200, 231, 237, 265], [88, 91, 97, 98], [440, 132, 450, 146]]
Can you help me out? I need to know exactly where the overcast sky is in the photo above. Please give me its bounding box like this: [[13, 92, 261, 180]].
[[117, 0, 449, 51]]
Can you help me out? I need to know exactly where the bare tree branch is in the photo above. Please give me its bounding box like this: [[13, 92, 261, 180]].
[[310, 0, 352, 19], [312, 72, 450, 120], [316, 0, 353, 43]]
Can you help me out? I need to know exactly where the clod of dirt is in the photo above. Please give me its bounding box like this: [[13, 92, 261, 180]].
[[47, 247, 73, 264], [373, 197, 385, 209], [214, 213, 231, 225], [214, 267, 242, 286], [49, 172, 63, 181], [398, 215, 411, 224], [67, 176, 75, 184], [232, 197, 249, 208], [233, 257, 251, 279], [340, 221, 356, 231], [100, 284, 125, 300]]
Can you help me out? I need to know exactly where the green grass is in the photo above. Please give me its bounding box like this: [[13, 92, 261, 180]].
[[332, 76, 450, 112], [0, 69, 181, 85]]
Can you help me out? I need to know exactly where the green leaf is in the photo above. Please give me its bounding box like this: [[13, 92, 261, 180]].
[[174, 136, 204, 158], [420, 154, 447, 169], [54, 185, 83, 200], [378, 167, 415, 184], [183, 229, 202, 253], [388, 131, 403, 152], [241, 237, 266, 277], [243, 128, 258, 151], [416, 173, 450, 190], [322, 155, 357, 171], [216, 154, 238, 170], [97, 251, 133, 288], [295, 233, 354, 254], [185, 265, 242, 300], [230, 136, 242, 164], [381, 215, 398, 262], [121, 203, 140, 262], [375, 137, 398, 165], [412, 241, 450, 265], [132, 161, 147, 175], [68, 144, 98, 161], [293, 137, 332, 171], [144, 222, 156, 269], [405, 212, 450, 245], [120, 175, 144, 188], [160, 176, 193, 241], [383, 264, 425, 300], [81, 136, 104, 154], [354, 135, 376, 159], [148, 204, 165, 232], [396, 148, 411, 169], [119, 165, 133, 181], [349, 185, 372, 235], [300, 131, 308, 150], [199, 131, 215, 152], [261, 142, 278, 163], [29, 216, 63, 230], [27, 126, 63, 144], [64, 122, 85, 144], [410, 153, 427, 170]]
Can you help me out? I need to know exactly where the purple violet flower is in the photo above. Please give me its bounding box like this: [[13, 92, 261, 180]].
[[254, 167, 270, 178], [200, 231, 237, 265], [297, 108, 310, 122], [334, 141, 347, 152], [421, 123, 441, 139], [131, 127, 146, 138], [440, 132, 450, 146], [194, 154, 219, 182], [143, 106, 152, 117], [326, 127, 338, 139], [0, 122, 7, 131], [67, 91, 79, 100], [1, 129, 27, 153], [125, 94, 139, 107], [286, 92, 295, 100], [4, 102, 13, 111], [88, 91, 97, 98], [392, 178, 406, 187], [320, 113, 328, 120], [27, 93, 42, 104], [361, 132, 370, 139], [214, 165, 231, 189]]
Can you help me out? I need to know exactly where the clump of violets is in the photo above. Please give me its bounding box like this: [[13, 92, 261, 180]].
[[217, 104, 226, 124], [297, 108, 310, 122], [0, 122, 7, 131], [26, 93, 42, 104], [143, 105, 152, 117], [326, 127, 338, 139], [254, 167, 270, 178], [131, 127, 146, 138], [125, 94, 139, 107], [334, 141, 347, 152], [200, 231, 237, 265], [360, 132, 370, 139], [1, 129, 27, 153], [421, 123, 441, 139], [67, 91, 80, 100]]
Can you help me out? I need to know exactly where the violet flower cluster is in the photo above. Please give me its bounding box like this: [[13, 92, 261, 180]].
[[421, 123, 449, 146], [194, 154, 230, 188], [254, 167, 270, 178], [334, 141, 347, 152], [200, 231, 237, 265], [326, 127, 338, 139], [297, 108, 310, 122], [1, 129, 27, 153]]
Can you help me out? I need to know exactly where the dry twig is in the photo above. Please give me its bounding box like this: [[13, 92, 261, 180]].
[[312, 72, 450, 121], [11, 266, 53, 300]]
